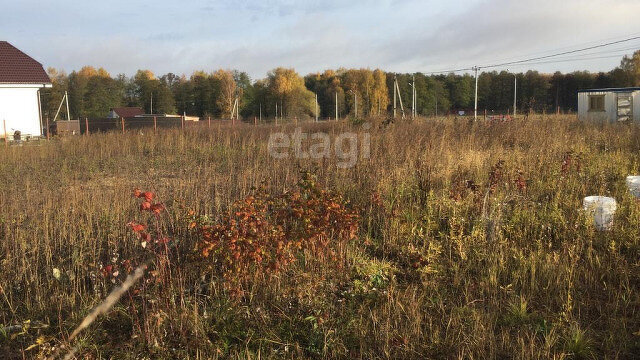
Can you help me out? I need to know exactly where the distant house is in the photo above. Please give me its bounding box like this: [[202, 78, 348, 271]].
[[108, 107, 145, 118], [0, 41, 51, 138], [578, 87, 640, 123]]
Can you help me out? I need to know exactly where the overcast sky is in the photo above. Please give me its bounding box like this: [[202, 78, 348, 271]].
[[2, 0, 640, 79]]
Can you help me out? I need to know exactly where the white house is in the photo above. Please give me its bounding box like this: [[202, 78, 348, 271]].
[[0, 41, 51, 138], [578, 87, 640, 124]]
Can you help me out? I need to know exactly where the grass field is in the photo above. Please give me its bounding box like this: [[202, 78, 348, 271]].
[[0, 115, 639, 359]]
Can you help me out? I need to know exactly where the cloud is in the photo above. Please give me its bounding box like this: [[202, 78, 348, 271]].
[[4, 0, 639, 78], [376, 0, 640, 73]]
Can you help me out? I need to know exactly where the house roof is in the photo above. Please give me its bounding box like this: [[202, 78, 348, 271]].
[[578, 87, 640, 93], [0, 41, 51, 84], [111, 107, 145, 117]]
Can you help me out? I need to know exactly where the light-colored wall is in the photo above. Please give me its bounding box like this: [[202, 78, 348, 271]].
[[0, 86, 42, 137], [578, 90, 640, 124]]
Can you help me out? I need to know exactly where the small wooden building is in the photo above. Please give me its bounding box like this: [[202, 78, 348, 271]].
[[578, 87, 640, 123], [108, 107, 144, 119]]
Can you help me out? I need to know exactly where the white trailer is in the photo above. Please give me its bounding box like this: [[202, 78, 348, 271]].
[[578, 87, 640, 124]]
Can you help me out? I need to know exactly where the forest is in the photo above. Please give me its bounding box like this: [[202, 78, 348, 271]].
[[41, 51, 640, 120]]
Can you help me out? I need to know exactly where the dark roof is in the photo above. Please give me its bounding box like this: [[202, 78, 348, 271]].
[[111, 107, 145, 117], [577, 87, 640, 93], [0, 41, 50, 84]]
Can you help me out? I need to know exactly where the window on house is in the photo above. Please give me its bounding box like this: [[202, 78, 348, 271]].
[[588, 95, 605, 112]]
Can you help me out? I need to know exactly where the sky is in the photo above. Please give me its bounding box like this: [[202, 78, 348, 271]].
[[2, 0, 640, 80]]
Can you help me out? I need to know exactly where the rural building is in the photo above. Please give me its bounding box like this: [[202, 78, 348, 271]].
[[108, 107, 145, 118], [578, 87, 640, 123], [0, 41, 51, 138]]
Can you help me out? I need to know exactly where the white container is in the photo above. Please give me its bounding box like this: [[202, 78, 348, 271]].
[[626, 176, 640, 198], [583, 196, 617, 231]]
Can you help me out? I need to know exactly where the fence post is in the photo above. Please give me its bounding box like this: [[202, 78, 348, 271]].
[[153, 116, 157, 133], [254, 116, 257, 126], [121, 117, 125, 134], [208, 116, 211, 129], [85, 117, 89, 135], [181, 115, 185, 131], [46, 117, 50, 140], [3, 120, 7, 147]]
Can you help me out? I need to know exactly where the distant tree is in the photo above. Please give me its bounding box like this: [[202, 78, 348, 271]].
[[84, 72, 125, 117], [189, 71, 215, 116], [371, 69, 389, 116], [445, 73, 473, 110], [160, 73, 180, 91], [342, 69, 362, 116], [619, 50, 640, 86], [41, 67, 68, 120], [213, 69, 237, 119], [266, 68, 315, 118], [133, 70, 155, 113], [248, 79, 270, 118], [66, 66, 124, 118]]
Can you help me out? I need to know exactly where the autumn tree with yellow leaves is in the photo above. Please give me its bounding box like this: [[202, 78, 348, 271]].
[[132, 69, 175, 114], [213, 69, 238, 119], [66, 66, 125, 118], [267, 67, 316, 118]]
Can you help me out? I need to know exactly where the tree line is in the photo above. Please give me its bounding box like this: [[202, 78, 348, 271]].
[[41, 51, 640, 120]]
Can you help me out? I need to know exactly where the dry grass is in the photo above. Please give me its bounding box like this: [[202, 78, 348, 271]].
[[0, 115, 639, 359]]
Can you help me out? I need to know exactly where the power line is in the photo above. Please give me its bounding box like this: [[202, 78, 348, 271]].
[[553, 44, 640, 58], [423, 33, 640, 75], [422, 66, 474, 75], [479, 35, 640, 69], [501, 54, 627, 68], [477, 31, 640, 66]]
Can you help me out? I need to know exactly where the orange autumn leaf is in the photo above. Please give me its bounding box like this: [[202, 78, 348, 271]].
[[127, 221, 146, 233], [140, 232, 151, 242], [150, 203, 165, 214]]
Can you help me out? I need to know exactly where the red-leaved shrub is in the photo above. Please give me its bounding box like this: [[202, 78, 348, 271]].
[[195, 173, 359, 293]]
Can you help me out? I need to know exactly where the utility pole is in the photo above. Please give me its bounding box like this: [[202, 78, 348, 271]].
[[513, 74, 517, 117], [150, 92, 153, 114], [394, 79, 405, 119], [315, 93, 318, 122], [412, 75, 415, 118], [275, 102, 278, 123], [335, 92, 338, 120], [415, 81, 418, 117], [65, 91, 71, 120], [474, 66, 479, 121], [393, 76, 397, 118]]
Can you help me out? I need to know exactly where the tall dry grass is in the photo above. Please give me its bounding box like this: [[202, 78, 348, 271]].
[[0, 115, 638, 359]]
